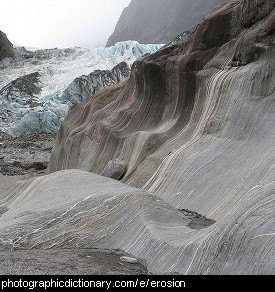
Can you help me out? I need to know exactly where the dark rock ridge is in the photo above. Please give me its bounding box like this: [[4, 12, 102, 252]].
[[106, 0, 228, 46], [60, 62, 130, 108], [0, 31, 15, 61], [1, 0, 274, 275], [0, 72, 42, 100], [0, 72, 45, 135], [162, 31, 192, 49]]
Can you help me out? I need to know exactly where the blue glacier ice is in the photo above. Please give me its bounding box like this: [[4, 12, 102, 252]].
[[0, 41, 163, 137]]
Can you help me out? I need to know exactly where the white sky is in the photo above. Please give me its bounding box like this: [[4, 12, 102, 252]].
[[0, 0, 131, 49]]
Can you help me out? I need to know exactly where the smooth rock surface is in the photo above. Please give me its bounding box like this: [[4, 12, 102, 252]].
[[46, 0, 275, 274], [1, 0, 274, 275], [0, 169, 274, 274], [0, 170, 191, 274]]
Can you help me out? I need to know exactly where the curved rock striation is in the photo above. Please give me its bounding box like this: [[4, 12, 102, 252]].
[[1, 0, 274, 274], [0, 169, 273, 274], [50, 0, 275, 190], [47, 0, 275, 274]]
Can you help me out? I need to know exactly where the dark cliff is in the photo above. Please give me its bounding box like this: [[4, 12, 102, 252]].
[[0, 30, 15, 60], [60, 62, 130, 107], [106, 0, 228, 46]]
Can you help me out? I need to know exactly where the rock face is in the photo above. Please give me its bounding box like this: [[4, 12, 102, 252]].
[[1, 0, 274, 275], [60, 62, 130, 107], [0, 31, 15, 61], [106, 0, 228, 46]]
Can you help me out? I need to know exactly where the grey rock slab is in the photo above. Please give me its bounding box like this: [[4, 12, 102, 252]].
[[3, 0, 275, 275]]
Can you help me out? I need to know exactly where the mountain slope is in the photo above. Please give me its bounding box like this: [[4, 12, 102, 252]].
[[106, 0, 228, 46], [0, 30, 15, 61]]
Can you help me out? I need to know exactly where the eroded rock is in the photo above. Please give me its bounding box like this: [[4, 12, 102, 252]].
[[100, 159, 127, 180]]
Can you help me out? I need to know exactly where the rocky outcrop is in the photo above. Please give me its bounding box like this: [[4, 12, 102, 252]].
[[1, 0, 274, 275], [0, 31, 15, 61], [0, 72, 42, 101], [60, 62, 130, 107], [106, 0, 228, 46], [100, 158, 127, 180], [50, 0, 275, 178]]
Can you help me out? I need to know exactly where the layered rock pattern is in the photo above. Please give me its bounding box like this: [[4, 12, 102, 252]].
[[106, 0, 228, 46], [0, 170, 216, 274], [1, 0, 274, 274]]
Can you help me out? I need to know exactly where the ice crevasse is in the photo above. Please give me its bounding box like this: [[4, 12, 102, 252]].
[[0, 41, 163, 137]]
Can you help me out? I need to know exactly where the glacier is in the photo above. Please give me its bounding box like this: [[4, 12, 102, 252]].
[[0, 41, 162, 137]]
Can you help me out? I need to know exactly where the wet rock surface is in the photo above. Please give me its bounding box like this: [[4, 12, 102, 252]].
[[178, 209, 216, 229]]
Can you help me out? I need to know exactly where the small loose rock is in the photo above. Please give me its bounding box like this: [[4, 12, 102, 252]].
[[120, 256, 138, 264]]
